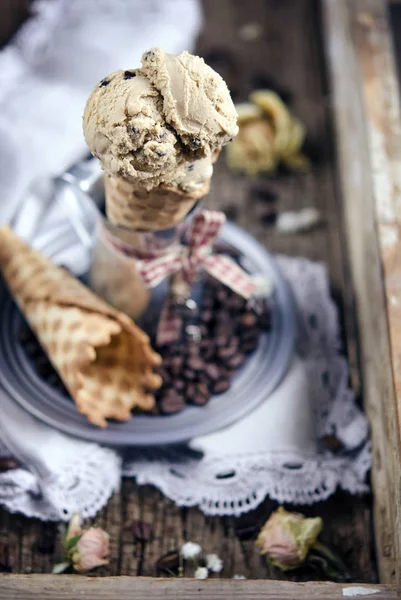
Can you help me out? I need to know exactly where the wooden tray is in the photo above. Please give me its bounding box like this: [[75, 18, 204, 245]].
[[0, 0, 400, 597]]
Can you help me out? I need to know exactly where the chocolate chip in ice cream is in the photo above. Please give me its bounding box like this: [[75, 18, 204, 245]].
[[124, 70, 137, 79], [99, 78, 110, 87]]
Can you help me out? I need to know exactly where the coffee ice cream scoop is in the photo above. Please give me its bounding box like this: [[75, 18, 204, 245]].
[[83, 47, 238, 193]]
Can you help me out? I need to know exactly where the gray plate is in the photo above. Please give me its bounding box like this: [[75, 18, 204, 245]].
[[0, 223, 296, 446]]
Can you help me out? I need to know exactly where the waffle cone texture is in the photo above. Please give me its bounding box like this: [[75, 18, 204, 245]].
[[104, 174, 210, 231], [0, 227, 162, 428]]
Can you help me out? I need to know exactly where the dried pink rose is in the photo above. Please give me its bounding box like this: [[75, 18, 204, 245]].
[[53, 513, 110, 574], [256, 506, 322, 570], [71, 527, 110, 573]]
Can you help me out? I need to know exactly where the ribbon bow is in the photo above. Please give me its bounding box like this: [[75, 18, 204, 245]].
[[102, 210, 257, 345]]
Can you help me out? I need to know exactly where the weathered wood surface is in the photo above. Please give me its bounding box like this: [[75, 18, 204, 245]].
[[0, 0, 378, 585], [322, 0, 401, 586], [0, 575, 397, 600]]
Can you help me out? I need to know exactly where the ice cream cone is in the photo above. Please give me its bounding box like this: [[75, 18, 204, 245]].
[[104, 173, 210, 231], [0, 226, 162, 428]]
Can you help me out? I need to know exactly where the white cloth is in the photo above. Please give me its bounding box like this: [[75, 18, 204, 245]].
[[0, 257, 371, 520]]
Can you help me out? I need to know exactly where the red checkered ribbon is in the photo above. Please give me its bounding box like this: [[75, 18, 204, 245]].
[[101, 211, 257, 344]]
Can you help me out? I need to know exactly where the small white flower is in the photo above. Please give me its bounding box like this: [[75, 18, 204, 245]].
[[194, 566, 209, 580], [233, 574, 247, 580], [205, 553, 223, 573], [181, 541, 202, 560]]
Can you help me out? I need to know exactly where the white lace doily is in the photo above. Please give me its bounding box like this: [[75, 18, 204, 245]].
[[0, 257, 371, 521]]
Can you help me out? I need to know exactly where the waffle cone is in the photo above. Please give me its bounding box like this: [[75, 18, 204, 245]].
[[104, 174, 210, 231], [0, 227, 162, 428]]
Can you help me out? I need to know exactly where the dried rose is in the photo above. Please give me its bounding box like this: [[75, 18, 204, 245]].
[[256, 506, 322, 570], [71, 527, 110, 573], [53, 513, 110, 574]]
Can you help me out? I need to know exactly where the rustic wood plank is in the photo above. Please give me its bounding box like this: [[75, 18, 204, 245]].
[[0, 575, 396, 600], [322, 0, 401, 586], [0, 0, 378, 584]]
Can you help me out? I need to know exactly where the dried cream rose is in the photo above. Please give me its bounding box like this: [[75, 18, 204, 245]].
[[256, 506, 322, 571], [66, 512, 83, 541], [71, 527, 110, 573]]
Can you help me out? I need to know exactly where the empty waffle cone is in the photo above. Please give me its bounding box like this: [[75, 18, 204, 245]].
[[0, 226, 162, 428], [104, 174, 210, 231]]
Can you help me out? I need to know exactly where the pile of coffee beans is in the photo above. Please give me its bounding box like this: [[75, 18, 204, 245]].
[[152, 279, 271, 415], [18, 279, 271, 415]]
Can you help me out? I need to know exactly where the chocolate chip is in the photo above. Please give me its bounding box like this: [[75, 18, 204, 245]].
[[187, 164, 194, 172], [132, 520, 152, 542], [212, 378, 230, 394], [129, 126, 138, 134], [99, 78, 110, 87], [159, 390, 185, 414], [155, 549, 180, 576], [144, 50, 154, 60], [124, 70, 136, 79], [190, 137, 201, 150], [0, 458, 19, 472]]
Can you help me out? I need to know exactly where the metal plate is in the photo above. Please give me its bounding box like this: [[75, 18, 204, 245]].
[[0, 223, 296, 446]]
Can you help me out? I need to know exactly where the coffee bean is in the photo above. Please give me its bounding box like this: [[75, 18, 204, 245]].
[[252, 187, 278, 204], [226, 353, 246, 370], [132, 520, 152, 542], [187, 356, 204, 371], [239, 327, 259, 343], [0, 458, 19, 472], [201, 310, 213, 323], [185, 383, 196, 402], [216, 334, 230, 348], [170, 356, 183, 376], [259, 313, 271, 330], [212, 378, 231, 394], [243, 339, 259, 354], [191, 382, 211, 405], [202, 346, 216, 362], [215, 311, 231, 324], [183, 369, 196, 381], [217, 345, 238, 361], [240, 312, 258, 327], [155, 366, 171, 384], [204, 363, 221, 381], [173, 379, 185, 391], [217, 287, 229, 303], [187, 342, 201, 356], [155, 549, 180, 576], [159, 391, 185, 414]]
